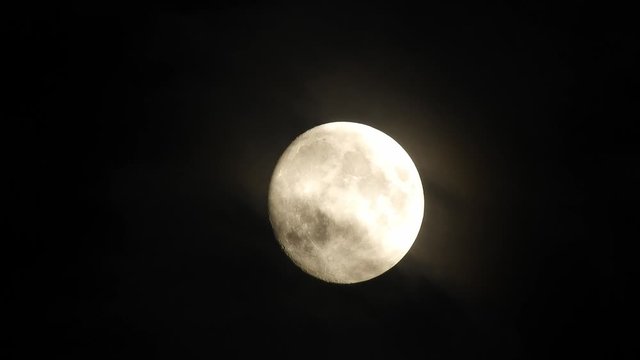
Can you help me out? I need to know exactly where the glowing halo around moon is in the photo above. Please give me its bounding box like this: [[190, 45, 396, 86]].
[[268, 122, 425, 284]]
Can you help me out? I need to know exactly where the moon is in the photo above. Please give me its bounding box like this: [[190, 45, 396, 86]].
[[268, 122, 424, 283]]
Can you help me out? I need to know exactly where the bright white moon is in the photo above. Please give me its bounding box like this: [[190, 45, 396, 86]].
[[268, 122, 424, 283]]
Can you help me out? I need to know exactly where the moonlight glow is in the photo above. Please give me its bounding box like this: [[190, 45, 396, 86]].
[[268, 122, 424, 283]]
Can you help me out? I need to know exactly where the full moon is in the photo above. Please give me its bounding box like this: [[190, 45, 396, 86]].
[[268, 122, 424, 283]]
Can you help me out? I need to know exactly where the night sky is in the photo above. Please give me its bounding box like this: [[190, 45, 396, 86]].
[[9, 2, 638, 359]]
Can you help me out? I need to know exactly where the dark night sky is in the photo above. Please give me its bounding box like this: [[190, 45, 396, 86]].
[[9, 2, 638, 359]]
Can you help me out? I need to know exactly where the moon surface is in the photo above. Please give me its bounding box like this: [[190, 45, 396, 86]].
[[268, 122, 424, 283]]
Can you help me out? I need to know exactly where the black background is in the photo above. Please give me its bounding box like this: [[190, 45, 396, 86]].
[[9, 2, 638, 359]]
